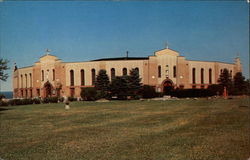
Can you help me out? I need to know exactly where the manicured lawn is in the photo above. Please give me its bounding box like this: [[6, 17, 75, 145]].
[[0, 98, 249, 160]]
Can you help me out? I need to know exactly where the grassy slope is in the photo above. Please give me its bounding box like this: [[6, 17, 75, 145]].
[[0, 98, 249, 160]]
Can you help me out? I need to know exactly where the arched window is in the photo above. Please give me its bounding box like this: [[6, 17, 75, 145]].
[[209, 69, 212, 84], [111, 68, 115, 80], [91, 69, 96, 85], [173, 66, 176, 78], [220, 69, 223, 74], [201, 68, 204, 84], [81, 69, 85, 86], [29, 73, 32, 87], [42, 70, 44, 81], [158, 65, 161, 78], [230, 70, 232, 77], [21, 75, 23, 88], [135, 67, 139, 75], [70, 70, 74, 86], [25, 74, 27, 88], [123, 68, 127, 76], [192, 68, 196, 84], [53, 69, 55, 81]]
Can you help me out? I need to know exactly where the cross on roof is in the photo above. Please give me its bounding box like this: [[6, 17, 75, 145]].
[[165, 42, 169, 49], [45, 49, 51, 55]]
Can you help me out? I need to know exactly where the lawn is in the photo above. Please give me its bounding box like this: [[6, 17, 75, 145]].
[[0, 97, 249, 160]]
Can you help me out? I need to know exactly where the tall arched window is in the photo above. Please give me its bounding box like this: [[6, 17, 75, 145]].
[[25, 74, 27, 88], [209, 69, 212, 84], [230, 70, 232, 77], [158, 65, 161, 78], [21, 75, 23, 88], [81, 69, 85, 86], [173, 66, 176, 78], [135, 67, 139, 75], [42, 70, 44, 81], [91, 69, 96, 85], [192, 68, 196, 84], [29, 73, 32, 87], [53, 69, 55, 81], [70, 70, 74, 86], [122, 68, 127, 76], [201, 68, 204, 84], [111, 68, 115, 80]]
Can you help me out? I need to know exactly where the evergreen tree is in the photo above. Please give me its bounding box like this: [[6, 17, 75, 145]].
[[245, 79, 250, 95], [110, 76, 130, 100], [218, 69, 232, 94], [233, 72, 245, 95], [0, 59, 9, 81], [95, 69, 110, 98], [128, 68, 142, 97]]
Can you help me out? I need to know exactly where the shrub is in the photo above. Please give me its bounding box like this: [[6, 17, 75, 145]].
[[8, 99, 15, 106], [33, 98, 41, 104], [42, 97, 59, 103], [156, 92, 164, 97], [207, 84, 223, 95], [8, 99, 22, 105], [131, 94, 141, 100], [171, 89, 214, 98], [49, 97, 58, 103], [42, 97, 50, 103], [22, 99, 33, 105], [0, 100, 8, 106], [81, 87, 97, 101], [59, 97, 64, 102], [68, 97, 77, 102], [141, 85, 157, 98]]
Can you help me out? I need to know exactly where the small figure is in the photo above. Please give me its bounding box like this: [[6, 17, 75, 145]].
[[64, 96, 70, 110]]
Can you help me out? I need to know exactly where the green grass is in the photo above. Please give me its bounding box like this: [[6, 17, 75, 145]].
[[0, 98, 249, 160]]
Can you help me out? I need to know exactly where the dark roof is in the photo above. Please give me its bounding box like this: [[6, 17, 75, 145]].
[[92, 57, 149, 61], [187, 60, 234, 65]]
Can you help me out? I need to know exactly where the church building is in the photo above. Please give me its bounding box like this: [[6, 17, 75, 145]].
[[12, 47, 242, 98]]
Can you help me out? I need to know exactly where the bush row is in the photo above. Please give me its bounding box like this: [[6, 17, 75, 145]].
[[170, 89, 215, 98], [0, 96, 80, 106]]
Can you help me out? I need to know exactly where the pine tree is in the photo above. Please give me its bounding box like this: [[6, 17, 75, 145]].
[[110, 76, 130, 100], [128, 68, 142, 97], [95, 69, 110, 98], [218, 69, 232, 94], [233, 72, 246, 95], [0, 59, 9, 81]]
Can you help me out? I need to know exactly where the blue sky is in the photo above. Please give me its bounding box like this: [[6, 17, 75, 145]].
[[0, 1, 249, 91]]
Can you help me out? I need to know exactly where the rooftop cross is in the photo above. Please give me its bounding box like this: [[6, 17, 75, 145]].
[[165, 42, 169, 49], [45, 49, 51, 55]]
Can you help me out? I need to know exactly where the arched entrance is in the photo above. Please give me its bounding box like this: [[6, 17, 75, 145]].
[[44, 81, 53, 97], [162, 79, 174, 95]]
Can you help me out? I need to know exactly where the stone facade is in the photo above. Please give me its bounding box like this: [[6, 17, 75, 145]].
[[12, 48, 242, 98]]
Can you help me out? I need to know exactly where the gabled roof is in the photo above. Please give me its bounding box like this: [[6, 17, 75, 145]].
[[154, 48, 180, 56]]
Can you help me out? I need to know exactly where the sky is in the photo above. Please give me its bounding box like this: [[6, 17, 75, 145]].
[[0, 1, 249, 92]]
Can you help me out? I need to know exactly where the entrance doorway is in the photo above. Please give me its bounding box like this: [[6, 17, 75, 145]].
[[44, 81, 53, 97], [163, 80, 174, 95]]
